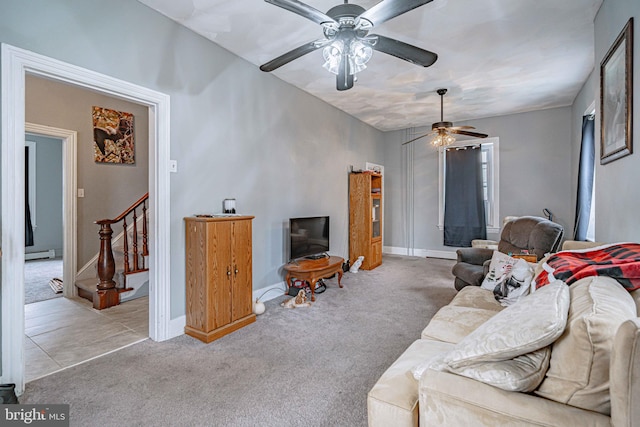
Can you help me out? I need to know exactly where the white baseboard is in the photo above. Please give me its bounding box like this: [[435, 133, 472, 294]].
[[168, 315, 186, 340], [425, 250, 457, 260], [253, 282, 287, 303], [25, 249, 56, 260], [383, 246, 456, 260], [383, 246, 425, 256]]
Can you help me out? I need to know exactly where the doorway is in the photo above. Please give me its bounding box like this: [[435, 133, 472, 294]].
[[2, 44, 172, 395], [24, 133, 64, 305]]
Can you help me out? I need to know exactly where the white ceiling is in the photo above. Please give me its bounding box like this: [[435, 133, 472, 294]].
[[138, 0, 603, 131]]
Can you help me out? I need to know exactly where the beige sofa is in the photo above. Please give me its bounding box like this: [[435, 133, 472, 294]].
[[367, 242, 640, 427]]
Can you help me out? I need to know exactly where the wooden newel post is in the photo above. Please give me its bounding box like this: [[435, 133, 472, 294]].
[[95, 221, 119, 309]]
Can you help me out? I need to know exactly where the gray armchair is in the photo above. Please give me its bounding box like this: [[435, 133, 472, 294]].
[[451, 216, 564, 291]]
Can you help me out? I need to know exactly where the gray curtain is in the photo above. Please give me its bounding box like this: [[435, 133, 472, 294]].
[[25, 146, 34, 247], [444, 146, 486, 247], [573, 115, 595, 241]]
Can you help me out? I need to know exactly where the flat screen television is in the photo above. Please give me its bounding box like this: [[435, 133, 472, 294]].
[[289, 216, 329, 260]]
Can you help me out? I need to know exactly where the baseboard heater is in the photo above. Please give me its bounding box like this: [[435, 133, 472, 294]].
[[25, 249, 56, 260]]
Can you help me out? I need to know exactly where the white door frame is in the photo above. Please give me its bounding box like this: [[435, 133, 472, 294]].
[[1, 44, 172, 394], [25, 123, 78, 298]]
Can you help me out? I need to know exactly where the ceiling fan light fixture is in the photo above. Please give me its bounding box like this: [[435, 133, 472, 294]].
[[431, 131, 456, 147], [323, 38, 372, 76], [322, 41, 344, 74], [348, 39, 373, 74]]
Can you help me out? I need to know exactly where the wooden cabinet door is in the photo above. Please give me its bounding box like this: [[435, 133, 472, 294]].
[[207, 221, 232, 330], [185, 220, 207, 332], [231, 219, 253, 321], [371, 240, 383, 268]]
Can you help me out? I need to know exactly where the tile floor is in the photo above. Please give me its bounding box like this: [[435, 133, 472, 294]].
[[25, 296, 149, 382]]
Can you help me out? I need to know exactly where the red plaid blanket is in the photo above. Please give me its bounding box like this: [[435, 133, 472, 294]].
[[535, 243, 640, 291]]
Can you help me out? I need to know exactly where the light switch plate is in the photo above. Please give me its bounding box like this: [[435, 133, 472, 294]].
[[169, 160, 177, 173]]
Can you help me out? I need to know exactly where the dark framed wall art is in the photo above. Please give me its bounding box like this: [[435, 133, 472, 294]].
[[600, 18, 633, 165], [92, 106, 135, 164]]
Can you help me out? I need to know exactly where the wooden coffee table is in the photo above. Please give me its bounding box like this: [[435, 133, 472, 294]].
[[283, 256, 344, 301]]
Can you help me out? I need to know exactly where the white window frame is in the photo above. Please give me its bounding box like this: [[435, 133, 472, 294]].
[[438, 137, 500, 233]]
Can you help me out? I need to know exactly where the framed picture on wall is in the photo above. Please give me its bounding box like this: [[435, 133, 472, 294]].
[[600, 17, 633, 165], [92, 106, 135, 164]]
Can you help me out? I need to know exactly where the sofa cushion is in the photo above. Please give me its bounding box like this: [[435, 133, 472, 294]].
[[534, 276, 637, 415], [443, 281, 569, 369], [447, 285, 503, 312], [420, 370, 612, 427], [367, 339, 454, 427], [421, 306, 498, 344]]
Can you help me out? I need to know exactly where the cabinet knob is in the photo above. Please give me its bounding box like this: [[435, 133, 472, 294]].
[[227, 269, 231, 276]]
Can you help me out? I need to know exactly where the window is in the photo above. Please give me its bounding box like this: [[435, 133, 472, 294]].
[[438, 137, 500, 232]]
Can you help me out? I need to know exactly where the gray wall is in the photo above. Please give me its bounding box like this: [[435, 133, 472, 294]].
[[0, 0, 386, 321], [25, 134, 63, 256], [383, 107, 573, 253], [571, 0, 640, 243], [25, 75, 149, 268]]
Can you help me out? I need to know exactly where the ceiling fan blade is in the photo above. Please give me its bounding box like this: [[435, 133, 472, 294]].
[[370, 34, 437, 67], [264, 0, 337, 26], [336, 55, 354, 91], [449, 125, 476, 130], [260, 39, 327, 72], [402, 133, 429, 145], [452, 129, 489, 138], [357, 0, 433, 27]]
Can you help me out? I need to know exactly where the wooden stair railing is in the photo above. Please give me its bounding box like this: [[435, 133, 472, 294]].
[[92, 192, 149, 310]]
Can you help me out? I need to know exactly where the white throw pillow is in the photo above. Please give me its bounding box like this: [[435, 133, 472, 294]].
[[481, 252, 534, 306], [412, 352, 447, 380], [443, 281, 570, 369], [448, 346, 551, 392], [412, 346, 551, 392]]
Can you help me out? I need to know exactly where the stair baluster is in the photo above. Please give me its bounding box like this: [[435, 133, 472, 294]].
[[142, 200, 148, 268], [122, 216, 130, 275], [132, 208, 139, 272]]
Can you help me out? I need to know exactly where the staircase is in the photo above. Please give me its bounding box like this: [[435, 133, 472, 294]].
[[75, 193, 149, 310]]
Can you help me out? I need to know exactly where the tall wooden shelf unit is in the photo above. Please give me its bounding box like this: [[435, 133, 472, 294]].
[[184, 216, 256, 343], [349, 172, 382, 270]]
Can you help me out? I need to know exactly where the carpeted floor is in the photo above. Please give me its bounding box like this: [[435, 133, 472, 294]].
[[21, 255, 457, 427], [25, 258, 64, 305]]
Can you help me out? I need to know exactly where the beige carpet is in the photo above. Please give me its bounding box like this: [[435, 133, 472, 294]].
[[21, 255, 457, 426]]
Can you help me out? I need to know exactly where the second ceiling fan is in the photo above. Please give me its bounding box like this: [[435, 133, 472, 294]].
[[404, 89, 489, 147], [260, 0, 438, 91]]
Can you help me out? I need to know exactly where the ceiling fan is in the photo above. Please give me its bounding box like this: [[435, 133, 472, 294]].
[[260, 0, 438, 91], [403, 88, 489, 146]]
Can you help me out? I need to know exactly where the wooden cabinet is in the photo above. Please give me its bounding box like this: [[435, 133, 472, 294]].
[[184, 216, 256, 343], [349, 172, 382, 270]]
